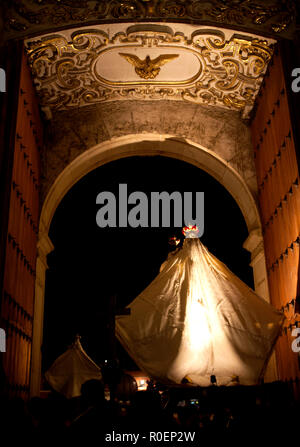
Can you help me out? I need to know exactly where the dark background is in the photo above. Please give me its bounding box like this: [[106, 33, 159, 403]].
[[42, 155, 253, 372]]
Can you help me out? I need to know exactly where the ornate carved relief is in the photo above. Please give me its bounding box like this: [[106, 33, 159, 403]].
[[3, 1, 297, 41], [25, 23, 275, 118]]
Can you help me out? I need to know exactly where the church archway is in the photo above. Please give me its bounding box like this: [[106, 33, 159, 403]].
[[30, 134, 270, 395]]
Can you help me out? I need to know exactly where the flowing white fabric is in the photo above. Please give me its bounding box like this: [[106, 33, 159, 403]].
[[116, 238, 284, 386], [45, 337, 102, 398]]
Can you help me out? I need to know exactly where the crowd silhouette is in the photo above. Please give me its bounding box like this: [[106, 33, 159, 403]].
[[0, 376, 299, 445]]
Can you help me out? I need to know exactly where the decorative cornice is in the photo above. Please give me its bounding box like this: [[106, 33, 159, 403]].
[[2, 0, 297, 42], [24, 23, 275, 119], [243, 227, 263, 255]]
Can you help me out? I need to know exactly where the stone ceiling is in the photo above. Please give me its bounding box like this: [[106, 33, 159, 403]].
[[2, 0, 298, 42], [25, 22, 275, 119]]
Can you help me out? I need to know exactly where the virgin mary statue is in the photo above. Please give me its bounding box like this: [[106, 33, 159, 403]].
[[116, 226, 283, 386]]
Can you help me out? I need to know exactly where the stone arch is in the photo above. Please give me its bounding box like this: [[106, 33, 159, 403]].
[[30, 134, 271, 395]]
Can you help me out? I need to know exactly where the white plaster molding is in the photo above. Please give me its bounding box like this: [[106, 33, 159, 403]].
[[243, 227, 263, 255], [24, 23, 275, 119], [37, 232, 54, 267]]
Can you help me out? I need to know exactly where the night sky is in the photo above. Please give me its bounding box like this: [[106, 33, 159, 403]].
[[42, 155, 253, 373]]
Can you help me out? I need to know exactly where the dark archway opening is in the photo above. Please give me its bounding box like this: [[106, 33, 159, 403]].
[[42, 156, 252, 374]]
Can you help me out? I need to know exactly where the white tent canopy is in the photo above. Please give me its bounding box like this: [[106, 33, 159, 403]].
[[45, 336, 102, 398], [116, 238, 284, 387]]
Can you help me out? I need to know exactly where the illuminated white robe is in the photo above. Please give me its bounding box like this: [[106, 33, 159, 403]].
[[116, 238, 283, 386]]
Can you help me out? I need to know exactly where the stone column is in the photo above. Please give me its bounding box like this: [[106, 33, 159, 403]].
[[30, 232, 54, 397], [243, 228, 278, 382]]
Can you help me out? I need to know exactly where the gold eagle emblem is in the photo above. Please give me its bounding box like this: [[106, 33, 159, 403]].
[[119, 53, 179, 79]]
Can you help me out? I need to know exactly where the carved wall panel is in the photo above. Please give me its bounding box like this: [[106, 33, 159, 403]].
[[3, 0, 297, 42], [25, 23, 275, 119]]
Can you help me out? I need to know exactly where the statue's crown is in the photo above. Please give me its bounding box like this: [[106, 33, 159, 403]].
[[182, 224, 200, 238]]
